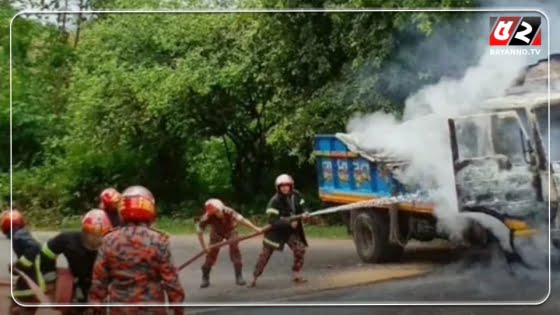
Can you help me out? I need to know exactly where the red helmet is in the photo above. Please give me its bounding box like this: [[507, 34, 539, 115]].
[[119, 185, 156, 223], [82, 209, 112, 236], [1, 209, 25, 235], [100, 188, 122, 212], [204, 199, 224, 216], [275, 174, 294, 191]]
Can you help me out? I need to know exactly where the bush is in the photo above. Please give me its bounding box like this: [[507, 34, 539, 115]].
[[1, 165, 72, 227]]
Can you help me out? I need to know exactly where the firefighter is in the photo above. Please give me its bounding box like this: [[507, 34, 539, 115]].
[[88, 185, 185, 315], [99, 188, 122, 227], [39, 209, 112, 312], [2, 209, 45, 315], [250, 174, 310, 287], [197, 198, 262, 288]]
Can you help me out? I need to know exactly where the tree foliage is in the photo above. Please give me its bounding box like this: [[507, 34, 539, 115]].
[[1, 0, 479, 224]]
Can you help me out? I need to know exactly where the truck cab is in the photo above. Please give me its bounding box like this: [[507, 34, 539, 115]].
[[456, 93, 560, 242], [461, 54, 560, 240]]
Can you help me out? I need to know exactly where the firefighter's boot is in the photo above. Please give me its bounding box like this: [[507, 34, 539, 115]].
[[292, 271, 308, 284], [235, 265, 246, 286], [200, 267, 210, 288]]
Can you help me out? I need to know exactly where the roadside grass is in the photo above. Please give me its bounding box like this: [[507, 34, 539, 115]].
[[33, 215, 350, 239]]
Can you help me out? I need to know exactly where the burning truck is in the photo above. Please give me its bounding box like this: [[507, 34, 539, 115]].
[[314, 54, 560, 263]]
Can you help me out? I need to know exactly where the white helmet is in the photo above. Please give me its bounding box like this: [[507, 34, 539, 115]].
[[275, 174, 294, 189], [204, 198, 225, 215]]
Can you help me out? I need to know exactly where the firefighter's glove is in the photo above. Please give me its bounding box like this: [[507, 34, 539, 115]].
[[302, 212, 311, 224], [291, 220, 298, 229]]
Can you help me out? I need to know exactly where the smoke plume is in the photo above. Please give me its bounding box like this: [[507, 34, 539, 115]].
[[347, 56, 530, 214], [345, 7, 552, 240]]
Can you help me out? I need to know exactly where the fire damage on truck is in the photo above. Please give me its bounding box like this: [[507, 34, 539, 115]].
[[316, 54, 559, 264]]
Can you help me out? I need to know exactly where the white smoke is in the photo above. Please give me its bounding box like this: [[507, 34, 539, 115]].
[[347, 112, 458, 217], [403, 54, 530, 120], [344, 4, 560, 268], [347, 53, 529, 217]]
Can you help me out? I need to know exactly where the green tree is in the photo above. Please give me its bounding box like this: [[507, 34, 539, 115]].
[[2, 0, 482, 223]]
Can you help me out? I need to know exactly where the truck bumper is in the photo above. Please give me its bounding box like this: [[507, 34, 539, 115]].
[[513, 229, 538, 238]]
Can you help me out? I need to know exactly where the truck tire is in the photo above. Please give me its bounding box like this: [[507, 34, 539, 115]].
[[352, 211, 404, 263]]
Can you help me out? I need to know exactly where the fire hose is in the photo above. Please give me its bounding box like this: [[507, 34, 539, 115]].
[[177, 227, 270, 271], [176, 198, 396, 270], [12, 268, 51, 303], [5, 268, 86, 307], [4, 197, 407, 304]]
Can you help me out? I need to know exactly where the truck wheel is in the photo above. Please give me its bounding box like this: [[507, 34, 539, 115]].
[[352, 211, 404, 263]]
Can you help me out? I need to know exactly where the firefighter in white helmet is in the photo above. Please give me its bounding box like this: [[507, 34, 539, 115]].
[[250, 174, 310, 287], [197, 198, 262, 288]]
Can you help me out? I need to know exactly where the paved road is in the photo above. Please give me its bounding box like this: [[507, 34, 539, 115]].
[[189, 235, 560, 315], [0, 231, 557, 315], [0, 232, 362, 294], [0, 231, 446, 313], [190, 264, 558, 315]]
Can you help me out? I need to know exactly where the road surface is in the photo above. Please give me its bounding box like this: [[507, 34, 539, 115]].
[[0, 231, 556, 314], [188, 235, 560, 315], [0, 232, 445, 313], [188, 269, 558, 315]]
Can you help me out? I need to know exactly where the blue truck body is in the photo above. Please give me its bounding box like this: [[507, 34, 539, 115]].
[[314, 134, 408, 201]]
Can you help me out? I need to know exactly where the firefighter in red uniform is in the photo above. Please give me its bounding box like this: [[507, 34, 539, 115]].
[[197, 198, 262, 288], [250, 174, 310, 287], [39, 209, 112, 314], [1, 209, 45, 315], [88, 185, 185, 315], [99, 188, 122, 228]]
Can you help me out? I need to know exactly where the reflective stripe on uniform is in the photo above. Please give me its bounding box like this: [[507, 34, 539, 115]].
[[13, 288, 36, 297], [13, 256, 47, 298], [263, 238, 280, 248], [266, 208, 279, 216], [34, 255, 46, 291], [41, 244, 57, 260], [18, 256, 33, 268]]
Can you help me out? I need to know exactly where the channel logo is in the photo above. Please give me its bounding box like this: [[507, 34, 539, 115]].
[[489, 16, 541, 46]]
